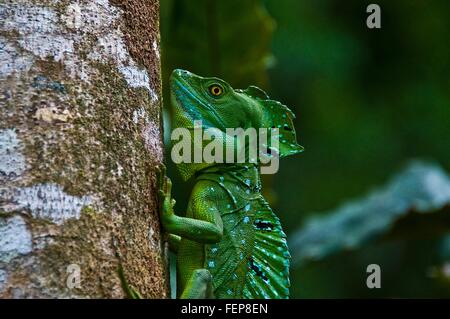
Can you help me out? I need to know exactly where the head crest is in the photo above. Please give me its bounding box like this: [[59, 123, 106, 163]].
[[260, 99, 304, 158], [242, 85, 270, 100]]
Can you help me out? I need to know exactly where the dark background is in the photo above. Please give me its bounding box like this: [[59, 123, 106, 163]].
[[160, 0, 450, 298]]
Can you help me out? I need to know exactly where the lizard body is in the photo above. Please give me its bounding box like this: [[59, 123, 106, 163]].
[[159, 69, 303, 299]]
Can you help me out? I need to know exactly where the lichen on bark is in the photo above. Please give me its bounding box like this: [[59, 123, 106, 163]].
[[0, 0, 167, 298]]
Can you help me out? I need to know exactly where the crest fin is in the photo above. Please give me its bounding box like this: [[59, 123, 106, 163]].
[[242, 85, 270, 100]]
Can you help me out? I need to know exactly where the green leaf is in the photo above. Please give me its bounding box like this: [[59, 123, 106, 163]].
[[290, 161, 450, 266]]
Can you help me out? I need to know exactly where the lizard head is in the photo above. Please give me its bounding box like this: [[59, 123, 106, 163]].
[[171, 69, 260, 130], [170, 69, 303, 178]]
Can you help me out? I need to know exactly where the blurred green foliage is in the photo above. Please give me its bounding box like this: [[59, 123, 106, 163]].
[[160, 0, 450, 298], [161, 0, 274, 92]]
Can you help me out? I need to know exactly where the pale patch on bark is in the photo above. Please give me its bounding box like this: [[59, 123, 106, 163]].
[[19, 35, 75, 62], [118, 66, 158, 102], [0, 268, 7, 293], [132, 107, 163, 162], [62, 0, 119, 32], [87, 29, 158, 101], [34, 107, 72, 123], [142, 121, 163, 163], [1, 4, 74, 61], [148, 226, 159, 251], [0, 129, 26, 180], [132, 107, 148, 124], [152, 40, 160, 60], [1, 183, 96, 225], [0, 216, 32, 263], [0, 37, 33, 78], [1, 0, 158, 98]]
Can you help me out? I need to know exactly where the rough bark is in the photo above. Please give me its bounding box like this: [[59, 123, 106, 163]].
[[0, 0, 168, 298]]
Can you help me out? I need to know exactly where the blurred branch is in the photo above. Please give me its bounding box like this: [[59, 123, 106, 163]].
[[290, 160, 450, 266]]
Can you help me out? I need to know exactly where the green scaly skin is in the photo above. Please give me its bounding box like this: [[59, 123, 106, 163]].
[[159, 69, 303, 299]]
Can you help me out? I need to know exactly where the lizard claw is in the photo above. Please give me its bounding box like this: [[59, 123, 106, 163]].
[[165, 176, 172, 195], [156, 164, 175, 226]]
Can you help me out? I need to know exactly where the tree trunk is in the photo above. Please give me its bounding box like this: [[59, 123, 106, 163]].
[[0, 0, 168, 298]]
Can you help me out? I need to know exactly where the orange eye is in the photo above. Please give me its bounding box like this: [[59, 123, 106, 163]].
[[209, 84, 223, 97]]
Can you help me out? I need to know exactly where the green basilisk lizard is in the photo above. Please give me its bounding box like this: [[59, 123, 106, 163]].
[[158, 69, 303, 299]]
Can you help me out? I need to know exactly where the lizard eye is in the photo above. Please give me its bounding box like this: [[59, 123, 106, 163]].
[[208, 84, 223, 97]]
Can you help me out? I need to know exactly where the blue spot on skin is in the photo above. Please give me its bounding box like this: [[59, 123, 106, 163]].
[[245, 179, 250, 185], [243, 216, 250, 223], [244, 204, 250, 212]]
